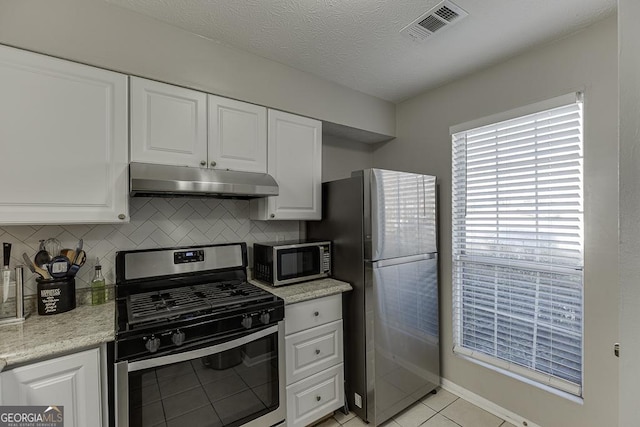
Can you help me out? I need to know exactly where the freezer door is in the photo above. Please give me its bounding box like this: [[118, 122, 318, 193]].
[[370, 254, 439, 425], [369, 169, 437, 260]]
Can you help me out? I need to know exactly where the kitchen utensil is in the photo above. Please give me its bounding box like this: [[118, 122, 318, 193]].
[[47, 255, 70, 278], [60, 249, 75, 262], [22, 252, 50, 279], [43, 238, 61, 259], [2, 242, 11, 303], [34, 249, 51, 269], [72, 249, 86, 267], [64, 238, 83, 268], [22, 254, 35, 273], [67, 250, 86, 277]]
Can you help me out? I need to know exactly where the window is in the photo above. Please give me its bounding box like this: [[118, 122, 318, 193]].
[[451, 93, 584, 396]]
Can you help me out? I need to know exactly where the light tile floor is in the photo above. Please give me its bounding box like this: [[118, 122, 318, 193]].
[[313, 388, 517, 427]]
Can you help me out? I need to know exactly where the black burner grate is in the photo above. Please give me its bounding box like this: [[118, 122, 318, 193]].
[[126, 281, 273, 325]]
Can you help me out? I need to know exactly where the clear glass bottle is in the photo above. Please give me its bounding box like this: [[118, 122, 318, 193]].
[[91, 258, 106, 305]]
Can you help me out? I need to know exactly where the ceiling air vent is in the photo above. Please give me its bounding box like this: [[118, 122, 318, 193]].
[[401, 1, 468, 42]]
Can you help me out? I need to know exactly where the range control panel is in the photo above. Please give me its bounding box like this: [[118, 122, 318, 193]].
[[174, 250, 205, 264]]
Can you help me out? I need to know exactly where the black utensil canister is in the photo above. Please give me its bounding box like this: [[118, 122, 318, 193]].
[[37, 277, 76, 315]]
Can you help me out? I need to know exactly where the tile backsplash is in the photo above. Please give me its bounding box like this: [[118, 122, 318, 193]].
[[0, 197, 299, 295]]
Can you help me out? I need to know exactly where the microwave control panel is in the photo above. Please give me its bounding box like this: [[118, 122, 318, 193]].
[[321, 245, 331, 273]]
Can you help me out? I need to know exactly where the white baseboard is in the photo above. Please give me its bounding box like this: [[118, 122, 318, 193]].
[[440, 378, 542, 427]]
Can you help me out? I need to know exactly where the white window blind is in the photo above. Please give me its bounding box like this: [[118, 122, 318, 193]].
[[451, 94, 584, 396]]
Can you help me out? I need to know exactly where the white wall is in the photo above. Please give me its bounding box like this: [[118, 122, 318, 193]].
[[618, 0, 640, 424], [374, 16, 618, 427], [0, 0, 394, 138], [322, 135, 374, 182]]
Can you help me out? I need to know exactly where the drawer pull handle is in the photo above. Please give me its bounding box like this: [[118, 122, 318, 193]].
[[316, 396, 322, 402], [315, 349, 320, 355], [314, 311, 319, 317]]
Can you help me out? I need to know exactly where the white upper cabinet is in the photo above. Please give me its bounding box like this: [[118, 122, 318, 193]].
[[130, 77, 207, 167], [251, 110, 322, 220], [0, 45, 128, 225], [131, 78, 267, 174], [208, 94, 267, 173]]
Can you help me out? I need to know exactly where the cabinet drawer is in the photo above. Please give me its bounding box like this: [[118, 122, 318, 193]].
[[286, 320, 343, 385], [285, 294, 342, 335], [286, 363, 344, 427]]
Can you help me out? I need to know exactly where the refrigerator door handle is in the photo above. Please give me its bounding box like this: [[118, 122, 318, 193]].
[[372, 253, 436, 268]]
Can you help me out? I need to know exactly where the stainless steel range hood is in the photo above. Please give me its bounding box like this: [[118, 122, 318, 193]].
[[129, 162, 279, 199]]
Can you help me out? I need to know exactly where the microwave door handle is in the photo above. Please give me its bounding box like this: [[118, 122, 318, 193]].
[[126, 325, 278, 372], [273, 247, 278, 285]]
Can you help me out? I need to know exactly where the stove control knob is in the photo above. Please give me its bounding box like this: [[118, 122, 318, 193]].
[[241, 315, 253, 329], [259, 312, 270, 325], [145, 336, 161, 353], [172, 330, 186, 346]]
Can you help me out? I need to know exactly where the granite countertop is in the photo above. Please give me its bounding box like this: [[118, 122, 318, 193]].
[[250, 277, 352, 304], [0, 302, 115, 372], [0, 278, 350, 372]]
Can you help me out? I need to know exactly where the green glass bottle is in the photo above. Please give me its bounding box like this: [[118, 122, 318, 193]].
[[91, 258, 106, 305]]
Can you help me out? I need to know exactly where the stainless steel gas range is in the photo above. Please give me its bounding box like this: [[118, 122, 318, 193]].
[[113, 242, 285, 427]]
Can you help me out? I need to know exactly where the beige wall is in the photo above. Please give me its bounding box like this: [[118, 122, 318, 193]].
[[0, 0, 394, 137], [618, 0, 640, 424], [322, 135, 374, 182], [374, 16, 618, 427]]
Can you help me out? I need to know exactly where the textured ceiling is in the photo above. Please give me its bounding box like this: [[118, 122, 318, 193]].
[[106, 0, 616, 102]]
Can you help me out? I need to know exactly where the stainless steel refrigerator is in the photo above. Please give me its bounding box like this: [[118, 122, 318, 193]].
[[307, 168, 439, 426]]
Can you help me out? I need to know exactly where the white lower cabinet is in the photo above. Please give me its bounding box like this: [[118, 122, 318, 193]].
[[287, 364, 344, 427], [0, 348, 103, 427], [285, 295, 344, 427]]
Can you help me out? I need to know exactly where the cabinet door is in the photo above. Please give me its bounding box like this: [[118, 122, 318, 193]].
[[130, 77, 207, 167], [0, 45, 128, 224], [251, 110, 322, 220], [208, 95, 267, 173], [286, 363, 344, 427], [0, 348, 102, 427], [286, 320, 344, 385]]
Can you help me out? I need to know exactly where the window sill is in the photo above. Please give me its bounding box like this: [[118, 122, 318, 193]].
[[455, 352, 585, 405]]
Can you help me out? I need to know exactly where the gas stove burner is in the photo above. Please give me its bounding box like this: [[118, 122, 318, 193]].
[[125, 281, 275, 326], [154, 300, 175, 311], [151, 293, 171, 302], [217, 282, 238, 291]]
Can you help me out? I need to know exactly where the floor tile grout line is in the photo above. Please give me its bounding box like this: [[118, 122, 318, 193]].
[[432, 395, 460, 413], [438, 412, 465, 427], [415, 407, 439, 427]]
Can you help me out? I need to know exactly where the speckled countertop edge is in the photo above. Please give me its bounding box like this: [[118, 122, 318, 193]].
[[250, 277, 352, 304], [0, 278, 350, 371], [0, 302, 115, 371]]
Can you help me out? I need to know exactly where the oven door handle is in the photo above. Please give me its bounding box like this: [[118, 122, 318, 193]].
[[126, 324, 278, 372]]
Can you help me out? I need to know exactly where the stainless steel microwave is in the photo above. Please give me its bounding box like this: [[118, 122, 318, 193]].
[[253, 240, 331, 286]]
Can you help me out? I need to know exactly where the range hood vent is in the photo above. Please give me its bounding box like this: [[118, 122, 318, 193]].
[[129, 162, 279, 199], [401, 1, 468, 42]]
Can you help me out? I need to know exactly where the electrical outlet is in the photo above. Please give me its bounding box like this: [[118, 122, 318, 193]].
[[354, 393, 362, 408], [276, 235, 286, 242]]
